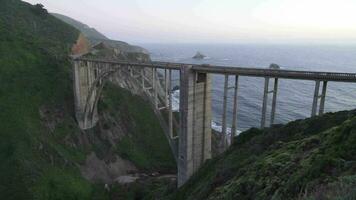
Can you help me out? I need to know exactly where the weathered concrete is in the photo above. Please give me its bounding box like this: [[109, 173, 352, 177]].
[[231, 75, 239, 144], [221, 75, 229, 150], [319, 81, 328, 115], [270, 78, 279, 125], [261, 78, 279, 128], [261, 78, 270, 128], [178, 66, 212, 187], [73, 60, 100, 129], [311, 81, 321, 117]]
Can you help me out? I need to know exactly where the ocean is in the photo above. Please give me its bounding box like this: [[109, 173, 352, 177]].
[[141, 43, 356, 133]]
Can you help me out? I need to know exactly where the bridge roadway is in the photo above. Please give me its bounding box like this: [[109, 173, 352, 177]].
[[76, 58, 356, 82]]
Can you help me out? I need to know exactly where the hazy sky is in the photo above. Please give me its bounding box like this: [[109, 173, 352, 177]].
[[24, 0, 356, 44]]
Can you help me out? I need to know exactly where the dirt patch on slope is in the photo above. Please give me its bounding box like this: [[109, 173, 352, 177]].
[[81, 152, 137, 184]]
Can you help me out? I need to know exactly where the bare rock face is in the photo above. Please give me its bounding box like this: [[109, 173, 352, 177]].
[[71, 33, 91, 55], [80, 152, 137, 184], [193, 51, 206, 59]]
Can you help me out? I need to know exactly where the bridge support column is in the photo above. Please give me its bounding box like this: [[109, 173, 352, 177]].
[[153, 68, 158, 108], [261, 78, 270, 128], [73, 60, 99, 130], [261, 77, 279, 128], [141, 68, 145, 89], [178, 65, 212, 187], [221, 75, 229, 150], [168, 69, 174, 138], [270, 78, 279, 125], [311, 81, 321, 117], [231, 75, 239, 144], [319, 81, 328, 115]]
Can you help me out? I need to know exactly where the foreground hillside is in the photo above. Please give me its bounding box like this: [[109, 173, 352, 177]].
[[172, 110, 356, 200], [0, 1, 175, 199], [0, 1, 81, 199]]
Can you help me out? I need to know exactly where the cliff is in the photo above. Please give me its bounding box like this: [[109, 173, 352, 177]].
[[52, 13, 150, 60]]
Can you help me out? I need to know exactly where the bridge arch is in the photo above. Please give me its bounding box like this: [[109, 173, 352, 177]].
[[73, 58, 213, 187]]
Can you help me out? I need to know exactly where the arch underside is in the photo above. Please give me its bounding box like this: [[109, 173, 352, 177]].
[[78, 61, 179, 160]]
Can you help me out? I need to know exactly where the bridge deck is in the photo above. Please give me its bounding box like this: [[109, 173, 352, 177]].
[[76, 58, 356, 82]]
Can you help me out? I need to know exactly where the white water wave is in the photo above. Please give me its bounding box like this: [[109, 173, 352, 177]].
[[171, 89, 180, 111], [170, 89, 242, 140]]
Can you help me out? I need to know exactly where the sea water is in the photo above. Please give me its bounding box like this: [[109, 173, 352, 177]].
[[142, 43, 356, 134]]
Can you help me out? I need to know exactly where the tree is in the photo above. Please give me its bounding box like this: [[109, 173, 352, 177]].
[[32, 4, 48, 16]]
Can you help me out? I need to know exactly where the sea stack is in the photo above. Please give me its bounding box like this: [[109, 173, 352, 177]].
[[192, 51, 206, 59], [269, 63, 280, 69]]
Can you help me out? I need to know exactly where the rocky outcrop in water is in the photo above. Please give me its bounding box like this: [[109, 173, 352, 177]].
[[269, 63, 280, 69], [192, 51, 206, 59]]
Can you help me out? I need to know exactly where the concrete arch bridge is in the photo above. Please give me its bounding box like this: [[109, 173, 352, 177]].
[[73, 57, 356, 186]]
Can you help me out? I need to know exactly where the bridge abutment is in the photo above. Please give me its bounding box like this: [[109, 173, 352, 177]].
[[73, 60, 100, 129], [178, 66, 212, 187]]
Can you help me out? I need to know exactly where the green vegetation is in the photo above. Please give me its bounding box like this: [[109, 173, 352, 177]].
[[99, 84, 176, 172], [0, 0, 92, 199], [109, 178, 176, 200], [171, 110, 356, 200], [0, 1, 175, 199], [52, 13, 150, 56], [1, 1, 355, 200], [51, 13, 108, 40]]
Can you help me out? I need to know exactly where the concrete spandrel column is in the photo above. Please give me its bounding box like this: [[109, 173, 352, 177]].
[[221, 75, 229, 150], [270, 78, 279, 125], [178, 65, 212, 187], [311, 80, 321, 117], [319, 81, 328, 115], [261, 77, 270, 128]]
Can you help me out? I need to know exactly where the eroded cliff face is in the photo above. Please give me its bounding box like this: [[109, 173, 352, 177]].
[[71, 33, 91, 55]]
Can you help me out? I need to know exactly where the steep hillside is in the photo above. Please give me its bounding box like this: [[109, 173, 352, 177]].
[[52, 13, 149, 55], [0, 1, 175, 199], [171, 110, 356, 200], [0, 1, 83, 199], [51, 13, 108, 40]]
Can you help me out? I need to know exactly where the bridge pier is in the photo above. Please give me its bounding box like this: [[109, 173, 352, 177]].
[[311, 80, 328, 117], [231, 75, 239, 144], [261, 78, 270, 128], [73, 60, 100, 129], [270, 78, 279, 125], [319, 81, 328, 115], [178, 65, 212, 187], [168, 69, 174, 139], [311, 81, 321, 117], [221, 75, 229, 150], [261, 77, 279, 128]]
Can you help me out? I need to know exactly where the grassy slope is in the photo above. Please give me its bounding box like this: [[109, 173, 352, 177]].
[[99, 84, 176, 172], [0, 1, 175, 199], [0, 1, 94, 199], [172, 110, 356, 200]]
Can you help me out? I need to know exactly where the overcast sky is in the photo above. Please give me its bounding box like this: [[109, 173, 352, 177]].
[[24, 0, 356, 44]]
